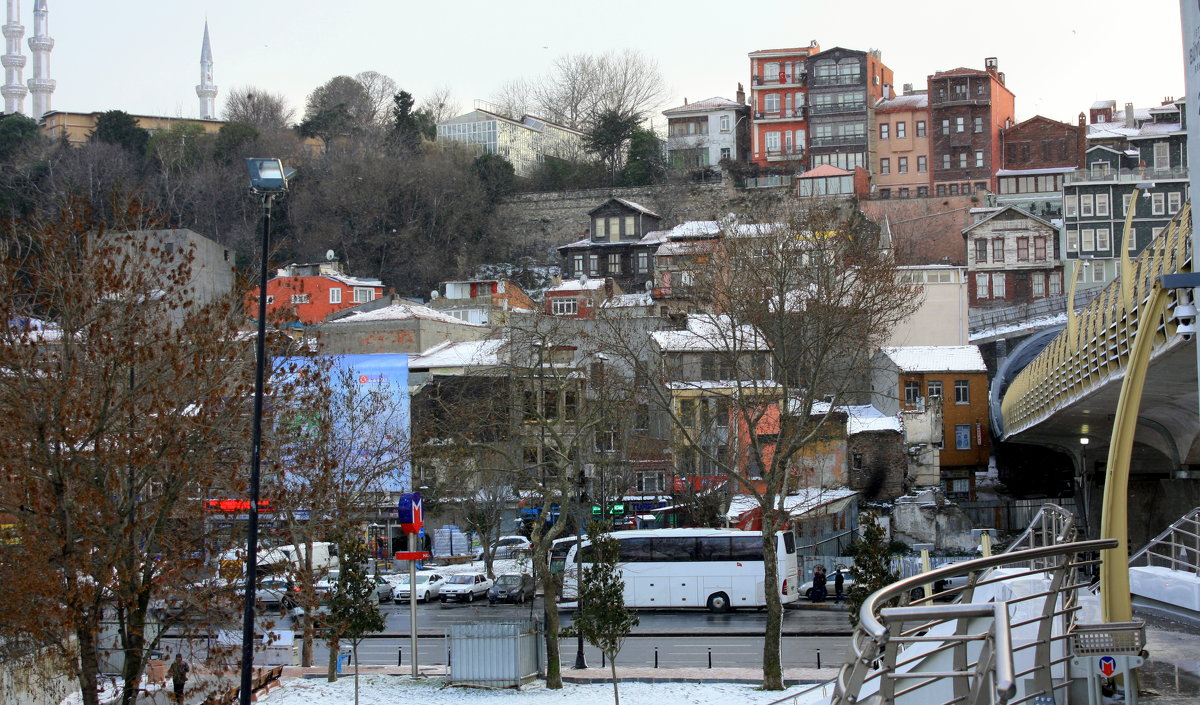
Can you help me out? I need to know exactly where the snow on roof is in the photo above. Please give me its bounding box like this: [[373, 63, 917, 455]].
[[961, 205, 1056, 234], [546, 277, 606, 293], [995, 166, 1077, 176], [651, 314, 769, 352], [1127, 122, 1184, 138], [1091, 99, 1115, 110], [663, 97, 743, 114], [587, 197, 660, 218], [601, 292, 654, 308], [726, 488, 858, 520], [410, 338, 506, 369], [876, 93, 928, 111], [803, 402, 901, 435], [882, 345, 986, 373], [644, 220, 722, 242], [325, 300, 483, 327]]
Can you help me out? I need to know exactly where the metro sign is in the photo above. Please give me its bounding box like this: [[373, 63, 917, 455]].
[[203, 499, 273, 513], [1097, 656, 1116, 677]]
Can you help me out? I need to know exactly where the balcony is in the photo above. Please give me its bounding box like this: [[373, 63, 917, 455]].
[[765, 148, 804, 162], [1064, 165, 1188, 185], [752, 73, 806, 88], [808, 134, 866, 149], [931, 96, 991, 108], [808, 101, 866, 116], [754, 108, 806, 122], [809, 73, 863, 87]]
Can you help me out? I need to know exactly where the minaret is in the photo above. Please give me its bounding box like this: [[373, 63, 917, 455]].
[[26, 0, 53, 119], [2, 0, 27, 114], [196, 21, 217, 119]]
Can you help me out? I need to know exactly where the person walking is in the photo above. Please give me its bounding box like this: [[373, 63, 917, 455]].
[[812, 566, 827, 602], [834, 567, 845, 603], [168, 653, 190, 703]]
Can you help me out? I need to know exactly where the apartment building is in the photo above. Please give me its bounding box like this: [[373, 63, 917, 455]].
[[663, 92, 750, 169], [807, 47, 893, 174], [927, 58, 1015, 196], [873, 86, 931, 199], [747, 42, 820, 168]]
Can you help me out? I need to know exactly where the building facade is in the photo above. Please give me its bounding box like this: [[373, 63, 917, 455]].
[[962, 206, 1063, 309], [436, 107, 586, 177], [427, 279, 536, 326], [807, 47, 892, 175], [995, 115, 1086, 217], [663, 93, 750, 169], [252, 260, 384, 327], [873, 87, 931, 199], [747, 42, 820, 169], [927, 58, 1015, 196], [558, 198, 664, 292]]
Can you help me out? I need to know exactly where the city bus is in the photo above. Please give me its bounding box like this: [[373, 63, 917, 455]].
[[559, 528, 798, 613]]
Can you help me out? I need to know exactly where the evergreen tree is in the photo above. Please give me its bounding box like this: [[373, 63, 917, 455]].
[[584, 109, 642, 185], [0, 113, 40, 161], [562, 523, 639, 705], [846, 512, 899, 627], [90, 110, 150, 155], [389, 90, 436, 151], [327, 536, 386, 704], [621, 127, 665, 186]]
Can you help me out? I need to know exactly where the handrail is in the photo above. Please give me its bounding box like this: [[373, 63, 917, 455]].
[[1002, 503, 1077, 555], [1129, 506, 1200, 574]]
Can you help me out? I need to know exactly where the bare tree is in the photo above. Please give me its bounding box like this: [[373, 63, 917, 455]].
[[420, 85, 461, 125], [354, 70, 400, 127], [488, 78, 536, 120], [222, 86, 296, 130], [522, 50, 669, 131]]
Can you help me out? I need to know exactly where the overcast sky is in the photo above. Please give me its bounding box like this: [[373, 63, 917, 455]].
[[30, 1, 1185, 128]]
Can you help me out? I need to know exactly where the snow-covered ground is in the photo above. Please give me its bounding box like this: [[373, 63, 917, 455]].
[[265, 674, 831, 705]]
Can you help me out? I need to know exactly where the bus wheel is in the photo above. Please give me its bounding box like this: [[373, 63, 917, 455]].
[[706, 592, 731, 614]]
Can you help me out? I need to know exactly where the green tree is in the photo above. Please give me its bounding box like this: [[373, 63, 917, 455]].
[[388, 90, 435, 151], [326, 536, 386, 703], [299, 75, 374, 147], [620, 127, 665, 186], [90, 110, 150, 155], [846, 512, 899, 626], [0, 113, 40, 161], [584, 109, 642, 185], [213, 122, 260, 162], [562, 523, 639, 705], [473, 153, 515, 202]]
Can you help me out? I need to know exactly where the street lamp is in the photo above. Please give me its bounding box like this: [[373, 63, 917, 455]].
[[573, 469, 588, 670], [240, 158, 293, 705]]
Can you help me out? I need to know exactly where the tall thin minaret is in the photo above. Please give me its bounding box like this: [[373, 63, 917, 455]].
[[26, 0, 52, 118], [196, 21, 217, 119], [2, 0, 27, 114]]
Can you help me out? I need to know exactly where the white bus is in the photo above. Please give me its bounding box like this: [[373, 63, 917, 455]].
[[559, 528, 798, 613]]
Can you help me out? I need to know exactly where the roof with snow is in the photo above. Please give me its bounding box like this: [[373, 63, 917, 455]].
[[995, 166, 1077, 176], [725, 488, 858, 520], [881, 345, 986, 373], [324, 300, 483, 327], [663, 97, 744, 115], [546, 277, 607, 293], [601, 292, 654, 308], [586, 198, 660, 218], [961, 205, 1056, 234], [410, 338, 506, 369], [804, 402, 902, 435], [651, 314, 769, 352], [876, 93, 928, 111]]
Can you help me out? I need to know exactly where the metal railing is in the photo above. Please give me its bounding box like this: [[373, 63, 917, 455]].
[[1000, 203, 1192, 438], [1064, 166, 1189, 185], [1129, 506, 1200, 575], [829, 538, 1116, 705], [809, 135, 867, 148], [809, 102, 866, 115], [1001, 503, 1077, 555]]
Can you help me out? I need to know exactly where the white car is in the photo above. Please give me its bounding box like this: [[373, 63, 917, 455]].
[[389, 572, 446, 603], [475, 535, 532, 560], [439, 573, 493, 603]]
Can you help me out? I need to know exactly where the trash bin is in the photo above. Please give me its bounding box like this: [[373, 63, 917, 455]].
[[336, 646, 353, 674]]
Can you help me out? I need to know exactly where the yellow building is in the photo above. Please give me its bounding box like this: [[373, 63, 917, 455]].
[[39, 111, 226, 147]]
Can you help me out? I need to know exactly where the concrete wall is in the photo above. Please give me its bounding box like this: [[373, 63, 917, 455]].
[[0, 647, 74, 705], [890, 489, 977, 550], [317, 317, 489, 356]]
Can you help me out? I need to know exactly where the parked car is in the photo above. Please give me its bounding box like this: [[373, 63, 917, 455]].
[[389, 572, 446, 603], [800, 571, 854, 601], [256, 578, 298, 609], [372, 576, 394, 603], [488, 573, 536, 604], [311, 570, 380, 605], [439, 573, 493, 603], [475, 535, 532, 560]]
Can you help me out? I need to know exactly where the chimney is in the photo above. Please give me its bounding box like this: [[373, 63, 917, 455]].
[[684, 97, 688, 105], [1125, 102, 1135, 129], [985, 57, 998, 73], [1078, 112, 1086, 127], [736, 82, 745, 104], [902, 82, 913, 94]]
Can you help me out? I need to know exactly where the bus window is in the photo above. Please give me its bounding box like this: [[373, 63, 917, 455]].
[[550, 539, 577, 574], [696, 537, 731, 561], [651, 537, 696, 561], [731, 536, 760, 560], [782, 532, 796, 554], [617, 537, 653, 562]]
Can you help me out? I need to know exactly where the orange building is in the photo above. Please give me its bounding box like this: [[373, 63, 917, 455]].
[[249, 260, 385, 327], [747, 42, 820, 169], [873, 88, 931, 199]]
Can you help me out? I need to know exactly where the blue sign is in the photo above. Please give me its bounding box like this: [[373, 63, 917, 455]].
[[1098, 656, 1116, 677], [398, 492, 423, 524]]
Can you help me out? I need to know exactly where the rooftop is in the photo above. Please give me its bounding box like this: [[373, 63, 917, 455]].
[[325, 300, 483, 327], [881, 345, 987, 373], [663, 97, 744, 115]]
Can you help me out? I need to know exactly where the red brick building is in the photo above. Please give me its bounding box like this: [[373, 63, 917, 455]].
[[250, 261, 385, 327], [994, 115, 1087, 218], [927, 58, 1015, 196], [747, 42, 820, 169], [543, 276, 620, 319], [962, 206, 1062, 308]]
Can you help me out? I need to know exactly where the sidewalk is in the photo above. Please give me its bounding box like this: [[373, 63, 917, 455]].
[[280, 663, 840, 685]]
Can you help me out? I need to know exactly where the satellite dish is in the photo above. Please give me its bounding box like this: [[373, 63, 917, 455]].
[[430, 290, 440, 300], [325, 249, 336, 261], [644, 280, 653, 292]]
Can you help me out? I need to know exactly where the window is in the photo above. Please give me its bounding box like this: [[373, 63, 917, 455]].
[[720, 147, 731, 160], [936, 184, 946, 196], [899, 187, 909, 198], [942, 154, 951, 170], [1032, 273, 1045, 297], [1127, 230, 1138, 252], [608, 217, 621, 241], [879, 158, 890, 174], [852, 453, 863, 470], [636, 252, 650, 273], [1152, 193, 1165, 215], [1080, 194, 1094, 217], [1123, 193, 1133, 215], [916, 120, 926, 137], [955, 117, 965, 133], [918, 186, 929, 197], [959, 152, 968, 169], [1034, 237, 1047, 260], [1016, 237, 1029, 261], [975, 272, 989, 299], [624, 215, 635, 235], [954, 380, 970, 404], [880, 123, 889, 140], [1064, 195, 1078, 217], [551, 298, 578, 316], [1067, 229, 1079, 252], [290, 294, 310, 305], [1092, 260, 1105, 283], [896, 121, 906, 138], [637, 472, 665, 493], [765, 131, 781, 152], [927, 380, 943, 398], [941, 119, 950, 135], [1096, 194, 1110, 217], [1090, 161, 1111, 177], [1049, 272, 1062, 296], [764, 93, 780, 113], [353, 288, 374, 303], [992, 272, 1005, 298], [878, 188, 891, 199], [973, 116, 983, 133], [1169, 191, 1182, 214], [898, 157, 908, 173], [1096, 228, 1110, 251], [720, 114, 730, 132], [1154, 142, 1170, 170], [329, 288, 342, 304], [572, 254, 584, 275], [955, 424, 971, 450], [974, 150, 983, 168], [991, 239, 1004, 262], [1081, 228, 1095, 251], [950, 184, 959, 195], [904, 380, 921, 404], [607, 253, 622, 275], [589, 254, 600, 274]]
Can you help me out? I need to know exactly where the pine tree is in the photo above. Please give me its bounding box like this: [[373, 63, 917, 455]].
[[846, 512, 899, 627], [562, 523, 639, 705]]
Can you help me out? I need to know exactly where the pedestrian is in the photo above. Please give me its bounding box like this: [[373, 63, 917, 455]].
[[812, 566, 827, 602], [834, 567, 845, 603], [168, 653, 189, 703]]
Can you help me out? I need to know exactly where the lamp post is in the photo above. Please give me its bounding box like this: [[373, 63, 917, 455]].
[[573, 469, 587, 670], [1078, 436, 1090, 539], [240, 158, 292, 705]]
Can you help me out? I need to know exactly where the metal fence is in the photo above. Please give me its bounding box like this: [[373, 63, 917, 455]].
[[1130, 506, 1200, 574], [957, 498, 1078, 534]]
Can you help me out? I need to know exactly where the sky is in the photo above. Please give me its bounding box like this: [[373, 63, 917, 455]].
[[21, 1, 1187, 128]]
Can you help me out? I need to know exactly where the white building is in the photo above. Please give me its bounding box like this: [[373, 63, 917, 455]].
[[662, 94, 750, 169], [436, 107, 586, 177]]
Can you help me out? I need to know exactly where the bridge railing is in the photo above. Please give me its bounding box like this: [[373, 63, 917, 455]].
[[1129, 506, 1200, 575], [1002, 503, 1077, 556], [829, 538, 1116, 705], [1000, 204, 1192, 437]]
